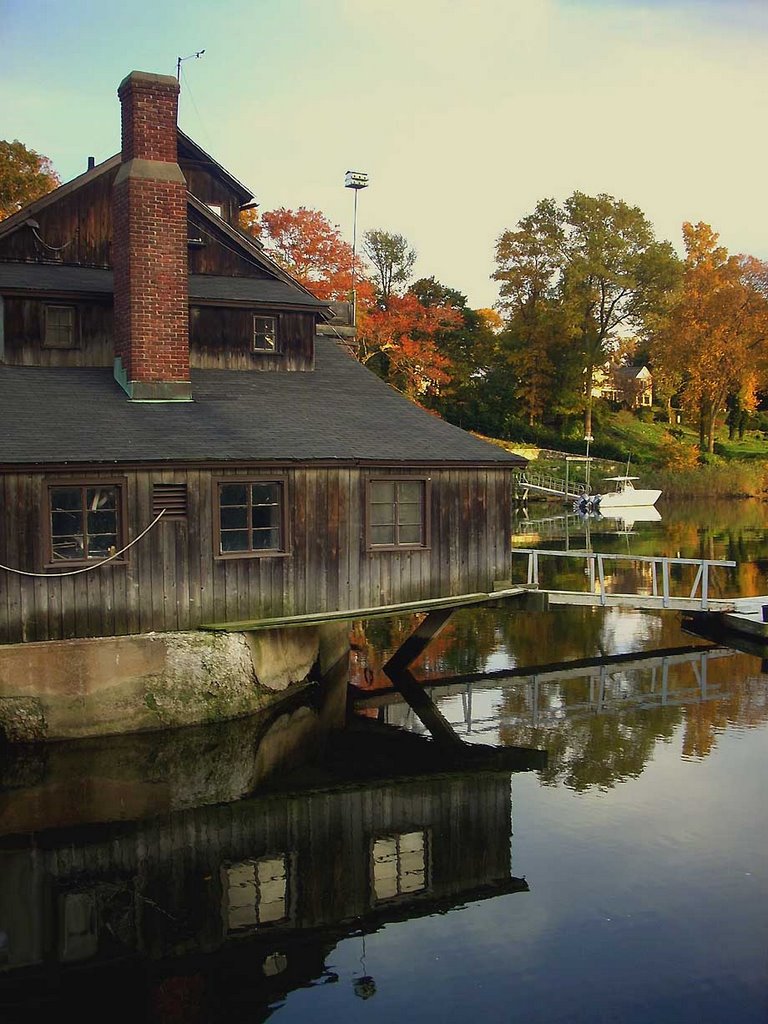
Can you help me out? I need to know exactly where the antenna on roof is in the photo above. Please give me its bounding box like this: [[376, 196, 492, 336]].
[[176, 49, 206, 81]]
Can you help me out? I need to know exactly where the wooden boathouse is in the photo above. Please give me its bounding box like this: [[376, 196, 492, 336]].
[[0, 71, 525, 738]]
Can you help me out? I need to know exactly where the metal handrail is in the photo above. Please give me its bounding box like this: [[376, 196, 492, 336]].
[[513, 547, 737, 611]]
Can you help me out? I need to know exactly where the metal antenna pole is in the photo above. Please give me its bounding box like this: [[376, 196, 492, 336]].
[[176, 49, 206, 82]]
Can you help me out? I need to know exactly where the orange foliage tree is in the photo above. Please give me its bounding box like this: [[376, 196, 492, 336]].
[[357, 291, 461, 400], [652, 223, 768, 452], [240, 205, 370, 303]]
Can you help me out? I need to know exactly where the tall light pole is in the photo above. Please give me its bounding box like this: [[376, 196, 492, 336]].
[[344, 170, 369, 327]]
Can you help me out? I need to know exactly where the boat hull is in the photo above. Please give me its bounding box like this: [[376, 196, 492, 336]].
[[597, 489, 661, 509]]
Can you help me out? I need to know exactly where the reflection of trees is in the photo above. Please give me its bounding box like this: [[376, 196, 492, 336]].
[[681, 659, 768, 758], [498, 652, 768, 791], [499, 686, 681, 792]]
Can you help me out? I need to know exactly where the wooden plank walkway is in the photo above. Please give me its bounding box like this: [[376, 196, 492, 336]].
[[199, 587, 528, 631]]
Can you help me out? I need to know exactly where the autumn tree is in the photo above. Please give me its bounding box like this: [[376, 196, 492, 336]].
[[357, 291, 460, 400], [241, 205, 370, 303], [363, 229, 416, 307], [0, 140, 60, 220], [651, 223, 768, 453]]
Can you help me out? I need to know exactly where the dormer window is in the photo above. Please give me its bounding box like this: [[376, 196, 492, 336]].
[[44, 305, 78, 349], [206, 203, 223, 218], [253, 315, 278, 353]]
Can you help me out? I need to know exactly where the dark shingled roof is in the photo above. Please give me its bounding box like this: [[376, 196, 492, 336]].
[[0, 337, 524, 468], [0, 263, 330, 311]]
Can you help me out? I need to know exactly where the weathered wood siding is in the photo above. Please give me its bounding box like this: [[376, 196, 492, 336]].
[[190, 307, 315, 370], [0, 464, 513, 643], [2, 296, 114, 366], [0, 169, 118, 267]]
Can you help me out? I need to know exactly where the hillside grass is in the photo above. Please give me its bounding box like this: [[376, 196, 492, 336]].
[[478, 409, 768, 499]]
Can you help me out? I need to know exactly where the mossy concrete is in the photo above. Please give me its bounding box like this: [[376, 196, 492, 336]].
[[0, 623, 350, 743]]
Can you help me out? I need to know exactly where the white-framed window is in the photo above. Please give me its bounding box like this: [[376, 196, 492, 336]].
[[253, 315, 278, 352]]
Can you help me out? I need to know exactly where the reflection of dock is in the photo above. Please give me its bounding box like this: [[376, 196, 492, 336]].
[[354, 644, 738, 732]]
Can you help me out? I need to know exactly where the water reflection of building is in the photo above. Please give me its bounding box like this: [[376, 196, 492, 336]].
[[0, 769, 527, 1018]]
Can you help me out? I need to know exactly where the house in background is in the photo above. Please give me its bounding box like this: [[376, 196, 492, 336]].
[[0, 71, 524, 738], [592, 364, 653, 408]]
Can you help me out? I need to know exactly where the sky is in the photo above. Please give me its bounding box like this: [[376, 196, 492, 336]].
[[2, 0, 767, 309]]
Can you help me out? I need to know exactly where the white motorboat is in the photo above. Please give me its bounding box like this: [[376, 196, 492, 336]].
[[593, 475, 661, 510]]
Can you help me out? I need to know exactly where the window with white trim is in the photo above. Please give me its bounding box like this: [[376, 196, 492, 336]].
[[253, 315, 278, 352]]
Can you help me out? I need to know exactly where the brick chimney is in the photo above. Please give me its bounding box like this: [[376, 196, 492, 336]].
[[112, 71, 191, 401]]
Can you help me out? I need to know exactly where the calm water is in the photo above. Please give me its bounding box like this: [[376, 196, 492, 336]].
[[1, 498, 767, 1022]]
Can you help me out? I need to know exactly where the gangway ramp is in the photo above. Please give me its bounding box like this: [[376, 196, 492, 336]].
[[498, 548, 768, 642]]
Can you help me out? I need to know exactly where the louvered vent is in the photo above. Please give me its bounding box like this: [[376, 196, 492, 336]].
[[153, 483, 188, 520]]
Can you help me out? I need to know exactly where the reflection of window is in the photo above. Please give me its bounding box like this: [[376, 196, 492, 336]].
[[59, 892, 98, 961], [368, 479, 428, 549], [223, 855, 288, 931], [372, 831, 427, 902], [44, 304, 78, 348], [216, 480, 285, 556], [48, 484, 123, 563], [253, 315, 278, 352]]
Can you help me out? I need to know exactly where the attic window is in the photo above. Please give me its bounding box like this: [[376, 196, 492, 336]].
[[253, 316, 278, 353], [152, 483, 188, 520], [44, 305, 78, 349], [206, 203, 223, 218]]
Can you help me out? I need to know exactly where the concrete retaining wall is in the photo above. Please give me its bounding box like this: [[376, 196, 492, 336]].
[[0, 623, 350, 743]]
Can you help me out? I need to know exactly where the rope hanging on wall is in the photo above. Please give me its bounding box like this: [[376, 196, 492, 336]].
[[0, 509, 166, 578]]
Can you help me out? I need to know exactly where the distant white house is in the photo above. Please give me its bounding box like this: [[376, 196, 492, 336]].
[[592, 364, 653, 407]]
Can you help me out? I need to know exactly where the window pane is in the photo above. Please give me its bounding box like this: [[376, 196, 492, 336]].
[[398, 481, 422, 504], [398, 524, 422, 545], [87, 487, 116, 510], [370, 524, 395, 546], [51, 488, 82, 511], [51, 510, 82, 537], [52, 536, 85, 560], [87, 509, 117, 535], [221, 506, 248, 530], [370, 503, 394, 527], [220, 484, 248, 506], [397, 502, 422, 526], [371, 481, 394, 503], [253, 528, 280, 550], [252, 505, 279, 529], [252, 483, 279, 506], [88, 534, 117, 558], [221, 530, 250, 552]]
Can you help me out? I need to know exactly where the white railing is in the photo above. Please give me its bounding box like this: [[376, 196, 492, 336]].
[[514, 548, 737, 611]]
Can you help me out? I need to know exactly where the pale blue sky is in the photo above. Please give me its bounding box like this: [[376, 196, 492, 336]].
[[2, 0, 766, 308]]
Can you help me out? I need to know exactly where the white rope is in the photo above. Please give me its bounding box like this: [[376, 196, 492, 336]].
[[0, 508, 167, 578]]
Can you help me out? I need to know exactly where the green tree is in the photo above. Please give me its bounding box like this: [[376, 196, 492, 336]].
[[562, 192, 680, 437], [493, 193, 680, 436], [0, 140, 60, 220], [363, 229, 417, 307]]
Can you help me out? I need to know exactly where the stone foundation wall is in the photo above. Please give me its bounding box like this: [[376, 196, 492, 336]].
[[0, 624, 350, 743]]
